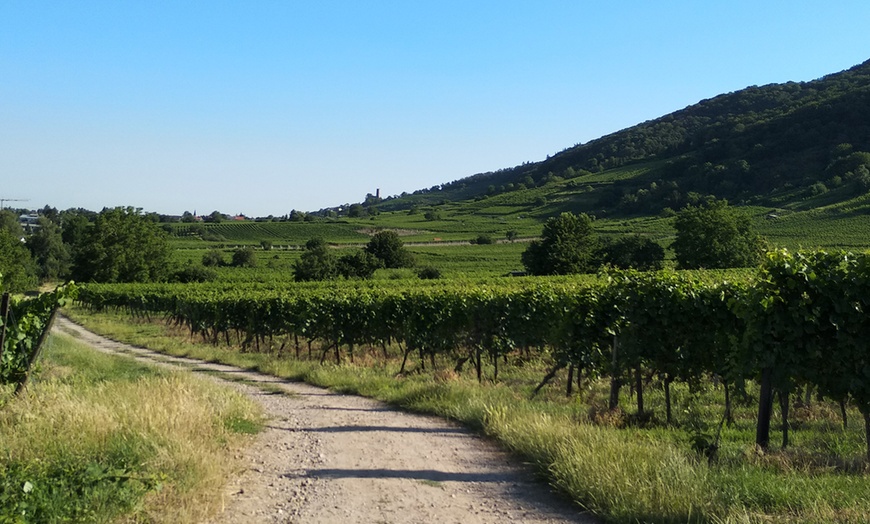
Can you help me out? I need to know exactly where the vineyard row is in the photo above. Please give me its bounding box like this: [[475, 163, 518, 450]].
[[75, 250, 870, 456]]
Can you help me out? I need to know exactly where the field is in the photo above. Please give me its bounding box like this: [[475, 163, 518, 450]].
[[164, 201, 870, 281], [43, 179, 870, 522]]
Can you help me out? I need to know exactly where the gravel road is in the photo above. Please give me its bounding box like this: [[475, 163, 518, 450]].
[[55, 316, 596, 524]]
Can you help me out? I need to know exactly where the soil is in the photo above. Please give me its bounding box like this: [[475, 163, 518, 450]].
[[54, 316, 597, 524]]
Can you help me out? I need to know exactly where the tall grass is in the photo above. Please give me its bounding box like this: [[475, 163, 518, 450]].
[[0, 332, 263, 523]]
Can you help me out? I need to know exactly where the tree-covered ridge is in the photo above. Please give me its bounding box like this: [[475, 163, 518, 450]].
[[377, 58, 870, 214]]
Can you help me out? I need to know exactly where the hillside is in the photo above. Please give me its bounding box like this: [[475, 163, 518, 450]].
[[373, 59, 870, 218]]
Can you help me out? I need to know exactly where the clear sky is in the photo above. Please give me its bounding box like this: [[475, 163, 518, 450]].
[[2, 1, 869, 216]]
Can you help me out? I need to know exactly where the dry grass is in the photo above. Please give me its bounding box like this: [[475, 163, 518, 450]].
[[0, 333, 264, 523]]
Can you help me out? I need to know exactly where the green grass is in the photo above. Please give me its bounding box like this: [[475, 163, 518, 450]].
[[64, 306, 870, 524], [0, 332, 264, 524]]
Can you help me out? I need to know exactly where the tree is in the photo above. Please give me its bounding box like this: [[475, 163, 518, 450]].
[[365, 231, 414, 269], [231, 247, 257, 267], [0, 229, 37, 292], [599, 234, 665, 271], [60, 213, 90, 249], [294, 238, 337, 281], [0, 210, 22, 237], [205, 210, 224, 223], [337, 250, 382, 279], [347, 204, 367, 218], [521, 212, 598, 275], [505, 230, 519, 242], [26, 217, 71, 281], [202, 249, 225, 267], [672, 199, 764, 269], [70, 207, 172, 283]]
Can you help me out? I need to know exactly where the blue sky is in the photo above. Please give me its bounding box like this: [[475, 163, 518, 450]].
[[2, 1, 869, 216]]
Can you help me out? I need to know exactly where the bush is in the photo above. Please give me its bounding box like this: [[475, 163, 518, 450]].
[[293, 238, 337, 281], [473, 234, 494, 245], [172, 266, 217, 283], [231, 247, 257, 268], [202, 249, 225, 267], [337, 250, 382, 279], [416, 266, 442, 279]]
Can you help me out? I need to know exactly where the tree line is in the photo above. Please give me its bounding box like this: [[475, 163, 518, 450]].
[[521, 199, 763, 275], [0, 207, 173, 292]]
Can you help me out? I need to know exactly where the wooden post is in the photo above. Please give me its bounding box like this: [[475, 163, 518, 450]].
[[14, 308, 58, 396], [0, 293, 9, 364], [635, 366, 644, 415], [779, 390, 790, 449], [609, 335, 621, 411], [755, 367, 774, 451]]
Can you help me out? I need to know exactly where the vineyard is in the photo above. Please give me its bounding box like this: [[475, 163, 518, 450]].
[[0, 283, 76, 392], [75, 250, 870, 460], [167, 221, 372, 245]]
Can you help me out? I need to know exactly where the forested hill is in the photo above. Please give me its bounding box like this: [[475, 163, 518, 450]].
[[375, 58, 870, 216]]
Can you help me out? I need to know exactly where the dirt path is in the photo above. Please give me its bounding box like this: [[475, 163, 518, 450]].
[[55, 316, 596, 524]]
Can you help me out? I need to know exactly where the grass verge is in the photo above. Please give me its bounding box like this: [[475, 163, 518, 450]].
[[63, 306, 870, 523], [0, 331, 263, 523]]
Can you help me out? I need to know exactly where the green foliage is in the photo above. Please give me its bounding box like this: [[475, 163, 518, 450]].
[[364, 231, 415, 268], [71, 207, 171, 283], [0, 229, 37, 293], [293, 240, 337, 281], [598, 234, 665, 271], [202, 249, 225, 267], [172, 265, 218, 283], [0, 458, 155, 523], [26, 217, 71, 281], [472, 234, 494, 245], [0, 283, 76, 385], [347, 203, 367, 218], [231, 247, 257, 268], [522, 212, 597, 275], [0, 210, 22, 237], [60, 213, 90, 260], [337, 250, 382, 279], [416, 266, 442, 279], [672, 199, 764, 269]]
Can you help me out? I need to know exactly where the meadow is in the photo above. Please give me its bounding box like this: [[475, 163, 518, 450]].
[[0, 331, 263, 523]]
